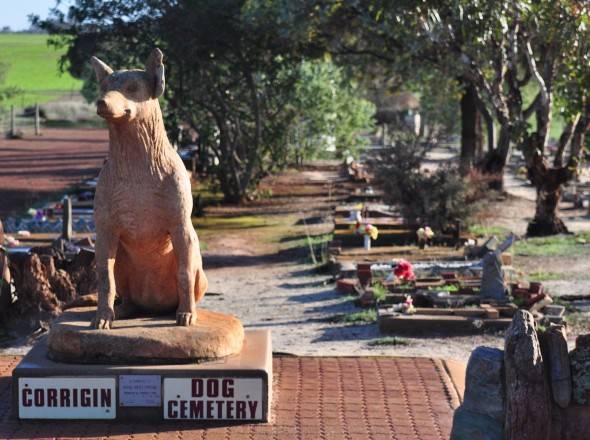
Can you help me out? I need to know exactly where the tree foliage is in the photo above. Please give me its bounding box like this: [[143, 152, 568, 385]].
[[36, 0, 370, 202], [288, 60, 374, 163]]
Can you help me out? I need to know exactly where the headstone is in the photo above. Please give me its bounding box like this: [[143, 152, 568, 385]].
[[570, 334, 590, 405], [504, 310, 551, 440], [539, 324, 571, 408], [480, 251, 506, 301], [480, 234, 515, 301]]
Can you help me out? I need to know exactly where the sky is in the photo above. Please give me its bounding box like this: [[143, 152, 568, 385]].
[[0, 0, 68, 31]]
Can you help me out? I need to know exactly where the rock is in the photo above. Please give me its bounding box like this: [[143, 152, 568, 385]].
[[539, 324, 571, 408], [570, 334, 590, 405], [504, 310, 551, 440], [451, 406, 503, 440], [462, 346, 505, 421], [451, 346, 504, 440], [48, 307, 244, 364]]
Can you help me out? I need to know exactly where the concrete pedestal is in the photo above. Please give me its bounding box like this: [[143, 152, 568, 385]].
[[12, 330, 272, 422]]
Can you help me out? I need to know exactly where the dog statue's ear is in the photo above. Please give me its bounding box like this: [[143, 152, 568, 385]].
[[90, 56, 113, 83], [145, 48, 165, 98]]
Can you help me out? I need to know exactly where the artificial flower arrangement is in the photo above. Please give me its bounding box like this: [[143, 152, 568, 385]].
[[401, 295, 416, 315], [393, 259, 415, 281], [416, 226, 434, 241], [352, 222, 379, 240]]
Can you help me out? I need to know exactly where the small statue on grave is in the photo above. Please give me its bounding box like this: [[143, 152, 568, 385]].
[[480, 234, 516, 301]]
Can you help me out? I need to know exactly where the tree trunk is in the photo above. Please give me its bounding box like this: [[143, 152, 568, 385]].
[[478, 150, 506, 191], [526, 160, 569, 236], [527, 182, 568, 236], [477, 123, 511, 191], [460, 84, 483, 176]]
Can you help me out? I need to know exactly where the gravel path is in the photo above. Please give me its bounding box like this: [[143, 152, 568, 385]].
[[202, 260, 504, 363]]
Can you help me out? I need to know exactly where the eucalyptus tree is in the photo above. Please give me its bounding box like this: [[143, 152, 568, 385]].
[[309, 0, 590, 234]]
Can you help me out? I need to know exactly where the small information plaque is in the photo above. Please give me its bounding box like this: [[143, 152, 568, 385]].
[[119, 375, 161, 407]]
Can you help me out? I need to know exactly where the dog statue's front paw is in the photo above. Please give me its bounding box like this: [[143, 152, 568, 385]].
[[92, 307, 115, 329], [176, 311, 198, 326]]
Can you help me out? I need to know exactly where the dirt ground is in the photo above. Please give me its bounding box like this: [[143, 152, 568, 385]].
[[197, 160, 590, 362], [192, 165, 506, 363], [0, 128, 108, 217]]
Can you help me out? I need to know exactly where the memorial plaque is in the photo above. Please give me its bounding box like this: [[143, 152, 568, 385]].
[[18, 377, 116, 419], [119, 375, 161, 407], [163, 377, 264, 420]]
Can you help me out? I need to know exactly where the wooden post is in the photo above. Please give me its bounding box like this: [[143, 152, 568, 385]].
[[191, 154, 197, 175], [62, 196, 73, 241], [34, 103, 41, 136], [9, 105, 15, 138]]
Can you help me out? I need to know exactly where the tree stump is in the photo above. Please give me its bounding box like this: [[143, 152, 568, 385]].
[[540, 324, 572, 408], [504, 310, 551, 440]]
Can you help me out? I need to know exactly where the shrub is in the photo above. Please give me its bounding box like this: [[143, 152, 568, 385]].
[[376, 134, 482, 232]]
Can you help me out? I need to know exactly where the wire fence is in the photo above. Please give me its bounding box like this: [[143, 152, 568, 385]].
[[0, 107, 37, 135]]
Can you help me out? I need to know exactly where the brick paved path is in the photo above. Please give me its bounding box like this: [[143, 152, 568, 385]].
[[0, 356, 459, 439]]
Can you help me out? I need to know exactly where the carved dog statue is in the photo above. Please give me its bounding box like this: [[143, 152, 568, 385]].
[[91, 48, 207, 329]]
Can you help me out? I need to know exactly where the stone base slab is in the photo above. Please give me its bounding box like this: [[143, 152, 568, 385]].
[[48, 307, 245, 364], [12, 329, 272, 422]]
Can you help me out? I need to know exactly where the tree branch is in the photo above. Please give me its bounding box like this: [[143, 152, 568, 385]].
[[553, 116, 578, 167], [524, 40, 549, 109], [523, 92, 542, 120]]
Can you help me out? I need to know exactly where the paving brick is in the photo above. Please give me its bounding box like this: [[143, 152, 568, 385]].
[[1, 355, 460, 440]]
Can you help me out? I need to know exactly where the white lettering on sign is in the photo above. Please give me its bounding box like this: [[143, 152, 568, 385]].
[[163, 377, 263, 420], [18, 377, 116, 419], [119, 375, 161, 407]]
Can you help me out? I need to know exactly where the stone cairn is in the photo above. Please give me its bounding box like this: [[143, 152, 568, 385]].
[[451, 309, 590, 440]]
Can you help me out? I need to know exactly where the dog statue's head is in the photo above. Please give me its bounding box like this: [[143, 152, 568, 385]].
[[91, 48, 165, 123]]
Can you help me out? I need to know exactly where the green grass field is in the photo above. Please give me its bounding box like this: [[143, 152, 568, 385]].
[[0, 33, 83, 108]]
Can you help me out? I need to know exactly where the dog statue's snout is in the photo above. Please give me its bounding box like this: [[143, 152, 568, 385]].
[[96, 99, 108, 114]]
